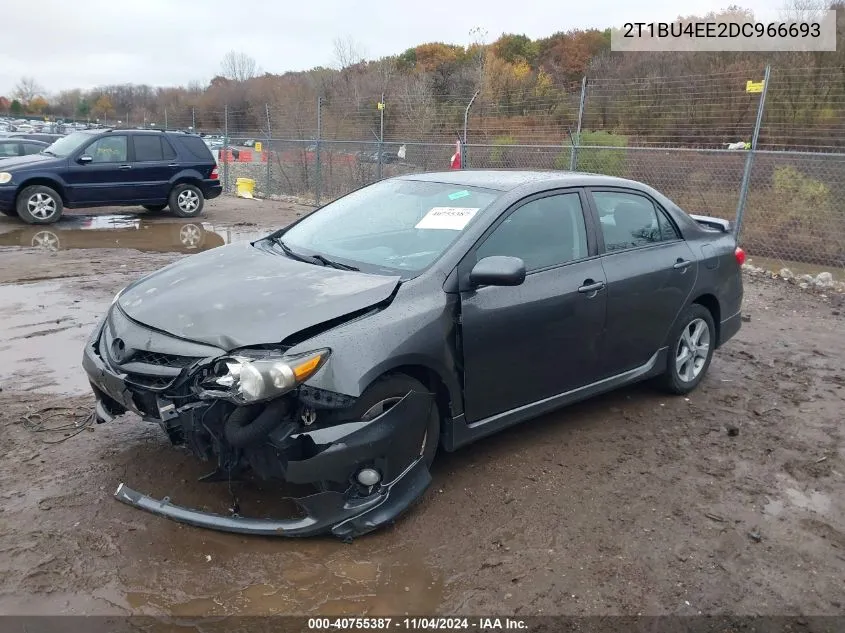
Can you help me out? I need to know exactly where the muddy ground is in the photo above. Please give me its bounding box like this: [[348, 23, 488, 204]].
[[0, 197, 843, 617]]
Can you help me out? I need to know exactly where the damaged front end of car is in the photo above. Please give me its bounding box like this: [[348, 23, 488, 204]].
[[83, 304, 435, 540]]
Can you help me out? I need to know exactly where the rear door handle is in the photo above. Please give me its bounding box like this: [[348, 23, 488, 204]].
[[167, 163, 179, 168], [578, 280, 606, 294], [673, 259, 692, 269], [118, 164, 132, 170]]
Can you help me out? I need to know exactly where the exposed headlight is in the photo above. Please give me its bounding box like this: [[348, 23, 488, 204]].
[[0, 172, 12, 185], [201, 349, 329, 403]]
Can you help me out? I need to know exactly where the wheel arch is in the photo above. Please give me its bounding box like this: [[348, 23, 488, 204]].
[[690, 293, 722, 346], [16, 177, 68, 204], [361, 361, 462, 440]]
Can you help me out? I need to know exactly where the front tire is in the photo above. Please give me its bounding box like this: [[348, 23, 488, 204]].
[[16, 185, 64, 224], [169, 184, 204, 218], [658, 304, 716, 395], [347, 374, 440, 468]]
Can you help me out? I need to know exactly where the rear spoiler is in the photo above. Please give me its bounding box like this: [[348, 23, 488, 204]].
[[690, 214, 731, 233]]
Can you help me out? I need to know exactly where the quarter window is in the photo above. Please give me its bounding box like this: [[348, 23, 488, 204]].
[[476, 193, 589, 272]]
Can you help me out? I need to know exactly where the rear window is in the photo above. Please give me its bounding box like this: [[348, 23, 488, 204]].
[[132, 135, 165, 161], [177, 135, 214, 160]]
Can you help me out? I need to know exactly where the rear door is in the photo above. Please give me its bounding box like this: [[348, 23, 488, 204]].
[[128, 134, 179, 201], [587, 188, 697, 378], [459, 189, 607, 423], [63, 135, 132, 204]]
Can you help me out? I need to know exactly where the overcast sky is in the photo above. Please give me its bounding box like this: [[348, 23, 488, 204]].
[[0, 0, 783, 96]]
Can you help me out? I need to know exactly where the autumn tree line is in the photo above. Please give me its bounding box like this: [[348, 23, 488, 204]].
[[3, 4, 845, 151]]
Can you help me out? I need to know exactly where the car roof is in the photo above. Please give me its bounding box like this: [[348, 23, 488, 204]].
[[396, 170, 647, 192]]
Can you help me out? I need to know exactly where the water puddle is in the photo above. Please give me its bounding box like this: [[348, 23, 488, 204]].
[[784, 488, 832, 515], [0, 215, 268, 394], [0, 280, 106, 394], [0, 214, 268, 255], [125, 544, 443, 617]]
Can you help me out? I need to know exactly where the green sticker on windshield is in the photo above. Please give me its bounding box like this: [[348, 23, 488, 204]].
[[448, 190, 470, 200]]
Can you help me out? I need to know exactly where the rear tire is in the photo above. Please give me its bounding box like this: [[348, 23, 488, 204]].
[[657, 304, 716, 395], [142, 203, 168, 213], [168, 184, 204, 218], [16, 185, 63, 224]]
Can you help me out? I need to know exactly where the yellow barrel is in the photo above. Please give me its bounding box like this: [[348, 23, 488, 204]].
[[236, 177, 255, 198]]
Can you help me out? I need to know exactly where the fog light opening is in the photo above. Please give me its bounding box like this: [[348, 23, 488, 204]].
[[356, 468, 381, 487]]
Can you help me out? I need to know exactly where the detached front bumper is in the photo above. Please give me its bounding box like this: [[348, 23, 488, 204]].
[[83, 333, 435, 539]]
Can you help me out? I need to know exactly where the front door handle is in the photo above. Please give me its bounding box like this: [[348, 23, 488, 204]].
[[118, 164, 132, 170], [673, 259, 692, 270], [167, 163, 179, 168], [578, 280, 606, 294]]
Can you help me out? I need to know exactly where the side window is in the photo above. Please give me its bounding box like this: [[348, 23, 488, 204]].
[[161, 138, 177, 160], [592, 191, 662, 252], [22, 143, 44, 155], [85, 136, 128, 163], [0, 143, 19, 157], [132, 135, 164, 162], [657, 209, 680, 241], [476, 192, 589, 272]]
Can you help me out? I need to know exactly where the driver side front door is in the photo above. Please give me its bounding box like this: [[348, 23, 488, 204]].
[[458, 189, 607, 423]]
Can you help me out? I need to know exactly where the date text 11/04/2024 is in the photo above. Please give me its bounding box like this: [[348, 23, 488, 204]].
[[307, 617, 528, 630], [622, 21, 822, 38]]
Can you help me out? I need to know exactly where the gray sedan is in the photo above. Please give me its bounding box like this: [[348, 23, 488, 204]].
[[84, 170, 744, 539]]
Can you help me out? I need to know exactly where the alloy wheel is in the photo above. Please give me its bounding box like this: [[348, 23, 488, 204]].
[[675, 317, 711, 382], [177, 189, 200, 212], [27, 193, 57, 220]]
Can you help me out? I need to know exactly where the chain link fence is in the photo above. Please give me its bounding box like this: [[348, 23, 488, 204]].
[[155, 64, 845, 278]]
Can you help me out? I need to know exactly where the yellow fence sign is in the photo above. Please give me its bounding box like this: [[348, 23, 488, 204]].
[[746, 80, 765, 93], [377, 102, 385, 110], [254, 141, 263, 152]]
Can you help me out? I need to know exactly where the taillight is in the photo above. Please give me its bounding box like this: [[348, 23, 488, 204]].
[[210, 166, 219, 180], [735, 246, 746, 266]]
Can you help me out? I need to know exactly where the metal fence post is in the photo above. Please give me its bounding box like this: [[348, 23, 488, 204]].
[[223, 104, 229, 193], [164, 108, 168, 130], [734, 64, 771, 239], [463, 90, 479, 169], [265, 104, 272, 198], [570, 76, 587, 171], [377, 93, 385, 181], [191, 107, 196, 131], [315, 96, 322, 206]]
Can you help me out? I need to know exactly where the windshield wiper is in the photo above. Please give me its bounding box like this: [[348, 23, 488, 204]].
[[272, 237, 315, 264], [311, 254, 359, 271], [271, 237, 359, 271]]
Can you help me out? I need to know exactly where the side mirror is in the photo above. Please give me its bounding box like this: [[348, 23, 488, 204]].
[[77, 155, 93, 164], [469, 256, 526, 288]]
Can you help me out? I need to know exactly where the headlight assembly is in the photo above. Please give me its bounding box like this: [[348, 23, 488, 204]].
[[200, 349, 329, 403], [0, 172, 13, 185]]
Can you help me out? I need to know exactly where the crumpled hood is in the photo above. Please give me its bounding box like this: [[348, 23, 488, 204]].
[[117, 242, 401, 350]]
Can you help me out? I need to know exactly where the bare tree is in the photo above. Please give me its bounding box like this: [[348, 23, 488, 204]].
[[779, 0, 827, 22], [396, 73, 437, 137], [220, 51, 258, 82], [14, 76, 43, 105], [333, 35, 367, 70]]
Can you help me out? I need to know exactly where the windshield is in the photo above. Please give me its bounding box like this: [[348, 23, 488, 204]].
[[43, 131, 94, 157], [279, 179, 499, 274]]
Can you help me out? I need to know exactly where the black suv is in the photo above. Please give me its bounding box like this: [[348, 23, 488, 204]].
[[0, 129, 222, 224]]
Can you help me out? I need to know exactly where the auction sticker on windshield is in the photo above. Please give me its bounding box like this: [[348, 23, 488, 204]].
[[415, 207, 479, 230]]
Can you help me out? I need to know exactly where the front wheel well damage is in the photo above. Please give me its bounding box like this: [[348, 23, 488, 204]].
[[374, 366, 450, 443]]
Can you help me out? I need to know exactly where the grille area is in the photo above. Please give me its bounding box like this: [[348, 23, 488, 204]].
[[125, 374, 176, 390], [131, 350, 198, 368]]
